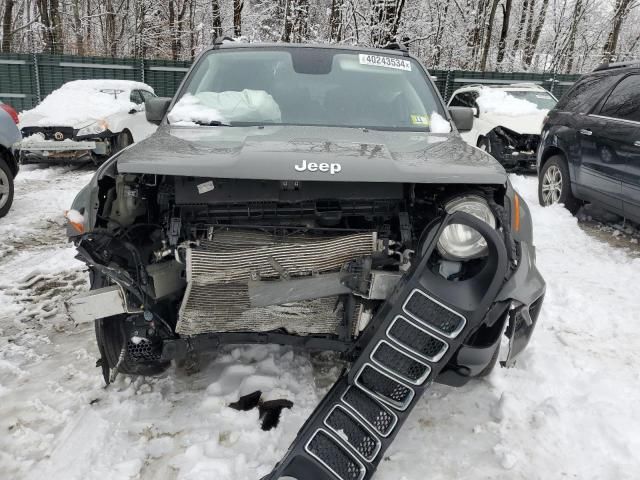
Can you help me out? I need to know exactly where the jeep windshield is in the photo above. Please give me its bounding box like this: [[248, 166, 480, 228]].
[[168, 47, 450, 132]]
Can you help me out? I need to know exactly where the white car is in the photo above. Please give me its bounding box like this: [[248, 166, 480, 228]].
[[448, 84, 557, 171], [18, 80, 158, 163]]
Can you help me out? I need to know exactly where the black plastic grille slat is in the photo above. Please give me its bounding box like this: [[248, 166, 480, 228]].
[[307, 430, 363, 480], [404, 291, 464, 335], [371, 342, 430, 383], [357, 365, 413, 408], [388, 317, 447, 360], [342, 387, 395, 436], [326, 408, 379, 461]]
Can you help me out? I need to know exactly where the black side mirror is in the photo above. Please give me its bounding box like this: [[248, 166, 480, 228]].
[[145, 97, 172, 124], [448, 106, 474, 132]]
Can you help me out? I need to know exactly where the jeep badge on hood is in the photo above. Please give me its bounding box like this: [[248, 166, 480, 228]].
[[294, 160, 342, 174]]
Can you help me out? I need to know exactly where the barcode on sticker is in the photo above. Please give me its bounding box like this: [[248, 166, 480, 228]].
[[197, 180, 215, 194], [359, 54, 411, 71]]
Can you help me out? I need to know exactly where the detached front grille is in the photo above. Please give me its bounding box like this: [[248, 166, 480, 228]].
[[306, 430, 365, 480]]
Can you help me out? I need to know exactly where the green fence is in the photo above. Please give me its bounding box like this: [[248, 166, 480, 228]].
[[0, 53, 581, 112]]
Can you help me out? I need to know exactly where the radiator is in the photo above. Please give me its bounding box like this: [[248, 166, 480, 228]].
[[176, 231, 376, 336]]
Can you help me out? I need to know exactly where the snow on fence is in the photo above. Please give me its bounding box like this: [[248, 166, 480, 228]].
[[0, 53, 580, 112]]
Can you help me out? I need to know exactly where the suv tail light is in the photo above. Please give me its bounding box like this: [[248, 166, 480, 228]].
[[0, 103, 19, 124]]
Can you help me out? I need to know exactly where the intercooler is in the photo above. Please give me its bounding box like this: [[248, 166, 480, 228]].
[[176, 230, 376, 336]]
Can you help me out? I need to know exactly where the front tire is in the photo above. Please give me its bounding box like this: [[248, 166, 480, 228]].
[[0, 158, 15, 218], [538, 155, 580, 213]]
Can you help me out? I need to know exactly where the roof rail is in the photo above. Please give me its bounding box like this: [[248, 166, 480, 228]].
[[382, 40, 409, 54], [213, 36, 236, 46], [594, 60, 640, 72]]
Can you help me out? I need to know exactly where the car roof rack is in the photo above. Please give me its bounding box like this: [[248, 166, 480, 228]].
[[213, 36, 236, 47], [593, 60, 640, 72], [382, 40, 409, 54]]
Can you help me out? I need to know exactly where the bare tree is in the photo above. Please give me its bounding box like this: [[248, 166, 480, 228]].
[[479, 0, 500, 70], [523, 0, 550, 66], [211, 0, 222, 40], [328, 0, 344, 42], [370, 0, 406, 47], [496, 0, 512, 64], [1, 0, 15, 53], [602, 0, 637, 62], [234, 0, 244, 37], [36, 0, 64, 54]]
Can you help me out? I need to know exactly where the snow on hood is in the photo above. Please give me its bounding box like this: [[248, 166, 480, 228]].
[[19, 80, 154, 129], [477, 89, 548, 135]]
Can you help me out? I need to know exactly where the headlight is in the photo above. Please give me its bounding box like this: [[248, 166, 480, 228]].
[[437, 196, 496, 260], [77, 119, 108, 137]]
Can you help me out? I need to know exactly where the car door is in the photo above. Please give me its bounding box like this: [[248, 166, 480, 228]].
[[589, 74, 640, 221], [570, 79, 629, 213]]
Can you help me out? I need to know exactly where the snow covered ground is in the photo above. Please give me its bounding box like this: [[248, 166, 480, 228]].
[[1, 167, 639, 480]]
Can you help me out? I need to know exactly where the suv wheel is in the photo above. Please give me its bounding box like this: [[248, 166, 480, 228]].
[[538, 155, 580, 213], [0, 158, 15, 218]]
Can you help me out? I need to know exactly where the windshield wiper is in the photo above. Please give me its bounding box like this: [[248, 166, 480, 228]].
[[193, 120, 231, 126]]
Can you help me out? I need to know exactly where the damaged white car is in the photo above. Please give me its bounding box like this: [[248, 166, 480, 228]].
[[448, 84, 557, 172], [18, 80, 158, 163]]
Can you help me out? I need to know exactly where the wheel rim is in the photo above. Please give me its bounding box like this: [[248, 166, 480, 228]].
[[541, 165, 563, 205], [0, 168, 10, 209]]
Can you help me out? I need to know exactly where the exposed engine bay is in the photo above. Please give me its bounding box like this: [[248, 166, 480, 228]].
[[486, 126, 540, 171], [70, 170, 514, 364]]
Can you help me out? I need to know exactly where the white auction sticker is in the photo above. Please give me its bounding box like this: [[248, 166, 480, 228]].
[[197, 180, 215, 194], [359, 54, 412, 71]]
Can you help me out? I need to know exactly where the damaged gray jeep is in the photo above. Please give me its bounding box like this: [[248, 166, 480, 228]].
[[66, 41, 545, 480]]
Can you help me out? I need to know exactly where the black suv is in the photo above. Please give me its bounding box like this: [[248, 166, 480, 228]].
[[537, 61, 640, 222]]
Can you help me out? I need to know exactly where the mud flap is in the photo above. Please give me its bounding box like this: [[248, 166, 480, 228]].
[[264, 211, 509, 480]]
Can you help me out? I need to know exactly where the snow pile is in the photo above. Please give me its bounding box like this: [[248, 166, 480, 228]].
[[168, 90, 282, 125], [476, 88, 542, 116], [430, 112, 452, 133], [18, 133, 46, 145], [19, 80, 153, 128]]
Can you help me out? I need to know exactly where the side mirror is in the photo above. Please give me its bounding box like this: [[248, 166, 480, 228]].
[[472, 107, 479, 117], [145, 97, 172, 124], [448, 106, 474, 132]]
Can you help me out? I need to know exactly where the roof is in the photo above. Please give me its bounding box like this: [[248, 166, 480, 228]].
[[206, 41, 411, 58], [593, 60, 640, 72], [456, 83, 548, 91], [57, 79, 154, 93]]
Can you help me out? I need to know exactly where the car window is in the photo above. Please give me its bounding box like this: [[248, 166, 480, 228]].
[[140, 90, 156, 101], [130, 90, 144, 104], [507, 90, 557, 110], [555, 73, 621, 114], [598, 75, 640, 122], [449, 92, 477, 108]]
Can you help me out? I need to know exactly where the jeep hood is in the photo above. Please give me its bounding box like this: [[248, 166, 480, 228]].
[[116, 125, 507, 184]]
